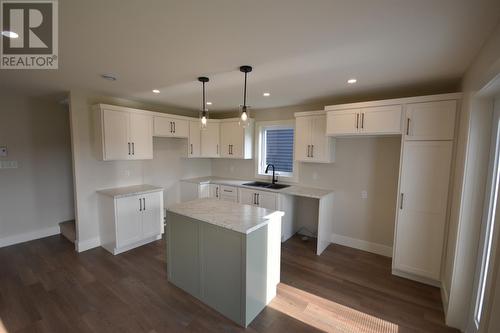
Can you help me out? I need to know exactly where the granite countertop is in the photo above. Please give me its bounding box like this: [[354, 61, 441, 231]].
[[167, 198, 284, 234], [181, 176, 333, 199], [97, 184, 163, 198]]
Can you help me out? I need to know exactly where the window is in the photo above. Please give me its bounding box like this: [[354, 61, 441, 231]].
[[256, 121, 296, 179]]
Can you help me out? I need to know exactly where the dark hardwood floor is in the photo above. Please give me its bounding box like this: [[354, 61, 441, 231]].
[[0, 234, 458, 333]]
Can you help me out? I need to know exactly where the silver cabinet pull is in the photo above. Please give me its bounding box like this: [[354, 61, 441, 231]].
[[406, 118, 411, 136], [128, 142, 131, 155], [356, 113, 359, 129], [361, 113, 365, 129], [132, 142, 135, 155], [400, 193, 404, 210]]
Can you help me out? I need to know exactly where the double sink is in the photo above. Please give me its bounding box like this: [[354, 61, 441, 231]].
[[242, 181, 290, 190]]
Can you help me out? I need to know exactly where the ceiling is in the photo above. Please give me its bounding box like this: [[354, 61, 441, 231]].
[[1, 0, 500, 111]]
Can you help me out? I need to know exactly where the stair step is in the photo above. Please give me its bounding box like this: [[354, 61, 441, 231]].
[[59, 220, 76, 243]]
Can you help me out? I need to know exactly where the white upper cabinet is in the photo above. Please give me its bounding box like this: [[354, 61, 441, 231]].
[[326, 105, 402, 136], [188, 121, 201, 158], [201, 121, 220, 158], [95, 105, 153, 161], [295, 114, 335, 163], [361, 105, 402, 135], [220, 119, 253, 159], [154, 116, 189, 138], [405, 100, 456, 141]]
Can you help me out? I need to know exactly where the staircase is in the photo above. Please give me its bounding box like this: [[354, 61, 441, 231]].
[[59, 220, 76, 243]]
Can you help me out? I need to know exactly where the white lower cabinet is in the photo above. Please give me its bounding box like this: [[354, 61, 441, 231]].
[[219, 185, 238, 202], [239, 188, 277, 210], [99, 190, 164, 255], [393, 141, 453, 282], [209, 184, 221, 199]]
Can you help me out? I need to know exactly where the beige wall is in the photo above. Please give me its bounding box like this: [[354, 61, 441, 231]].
[[0, 91, 74, 246], [443, 21, 500, 330], [211, 106, 401, 250], [69, 90, 211, 251]]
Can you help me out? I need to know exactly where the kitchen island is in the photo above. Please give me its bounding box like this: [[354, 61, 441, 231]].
[[166, 198, 284, 327]]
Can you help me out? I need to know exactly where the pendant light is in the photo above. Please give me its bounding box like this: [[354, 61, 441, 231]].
[[198, 76, 209, 129], [239, 65, 252, 128]]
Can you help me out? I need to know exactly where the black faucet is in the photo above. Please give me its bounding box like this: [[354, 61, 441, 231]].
[[265, 164, 278, 184]]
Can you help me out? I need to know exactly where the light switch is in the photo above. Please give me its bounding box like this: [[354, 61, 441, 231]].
[[0, 146, 7, 157]]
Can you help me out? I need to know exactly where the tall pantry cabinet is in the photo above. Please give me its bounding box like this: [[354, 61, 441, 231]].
[[393, 100, 457, 284]]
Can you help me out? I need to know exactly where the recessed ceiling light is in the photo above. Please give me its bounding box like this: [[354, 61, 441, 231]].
[[347, 78, 357, 84], [101, 73, 117, 81], [1, 31, 18, 38], [263, 92, 271, 97], [206, 102, 212, 105], [152, 89, 160, 94]]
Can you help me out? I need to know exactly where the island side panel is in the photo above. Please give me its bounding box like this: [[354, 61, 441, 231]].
[[166, 212, 201, 298], [200, 223, 243, 325], [244, 216, 282, 327]]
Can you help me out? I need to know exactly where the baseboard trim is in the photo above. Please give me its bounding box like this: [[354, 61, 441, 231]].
[[331, 233, 393, 257], [76, 237, 100, 252], [0, 225, 60, 248], [392, 269, 441, 287], [441, 282, 449, 314]]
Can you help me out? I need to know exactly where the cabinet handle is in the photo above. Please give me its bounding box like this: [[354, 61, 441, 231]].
[[307, 145, 310, 157], [356, 113, 359, 129], [400, 193, 404, 210], [143, 198, 146, 211], [216, 144, 219, 155], [139, 198, 142, 211], [190, 143, 193, 155], [406, 118, 411, 136], [311, 145, 314, 158], [257, 193, 260, 205], [361, 113, 365, 129], [128, 142, 131, 155], [170, 122, 172, 133], [132, 142, 135, 155], [216, 187, 219, 198], [173, 122, 176, 133]]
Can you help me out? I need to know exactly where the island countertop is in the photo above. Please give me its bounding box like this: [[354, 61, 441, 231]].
[[166, 198, 284, 234]]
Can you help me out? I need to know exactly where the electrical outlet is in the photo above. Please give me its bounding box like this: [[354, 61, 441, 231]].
[[0, 146, 7, 157], [361, 190, 368, 199]]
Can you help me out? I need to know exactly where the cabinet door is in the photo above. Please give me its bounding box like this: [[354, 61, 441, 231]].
[[405, 100, 456, 140], [394, 141, 453, 280], [209, 184, 220, 199], [326, 110, 360, 136], [141, 192, 162, 238], [171, 119, 189, 138], [201, 122, 220, 157], [220, 122, 240, 158], [129, 113, 153, 160], [239, 188, 256, 206], [294, 116, 312, 161], [255, 191, 277, 210], [116, 195, 142, 247], [153, 116, 175, 137], [310, 115, 329, 162], [102, 109, 130, 160], [188, 121, 201, 157], [361, 105, 402, 135]]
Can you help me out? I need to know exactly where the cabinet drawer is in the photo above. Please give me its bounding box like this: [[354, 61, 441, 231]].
[[220, 185, 238, 201]]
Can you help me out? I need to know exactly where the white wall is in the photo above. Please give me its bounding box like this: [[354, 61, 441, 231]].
[[443, 20, 500, 330], [0, 91, 74, 247], [211, 106, 401, 252], [69, 90, 211, 251]]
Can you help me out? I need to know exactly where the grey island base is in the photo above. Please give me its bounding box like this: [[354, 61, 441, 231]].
[[166, 198, 284, 327]]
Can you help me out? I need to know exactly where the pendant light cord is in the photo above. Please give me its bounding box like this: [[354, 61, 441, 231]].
[[243, 72, 247, 108], [202, 81, 206, 113]]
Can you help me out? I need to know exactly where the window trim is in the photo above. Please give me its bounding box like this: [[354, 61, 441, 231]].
[[254, 120, 298, 183]]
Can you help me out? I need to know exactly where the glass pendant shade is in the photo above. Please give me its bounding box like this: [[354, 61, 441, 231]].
[[198, 76, 209, 130], [239, 105, 250, 128]]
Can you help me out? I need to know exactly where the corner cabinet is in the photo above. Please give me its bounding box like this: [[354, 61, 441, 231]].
[[326, 105, 402, 136], [93, 104, 153, 161], [220, 119, 254, 159], [98, 189, 164, 255], [294, 113, 335, 163]]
